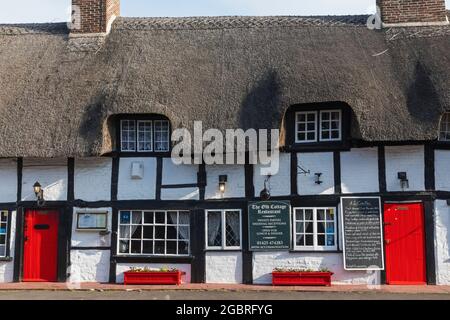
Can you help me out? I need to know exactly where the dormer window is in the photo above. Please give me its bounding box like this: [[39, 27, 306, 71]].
[[295, 110, 341, 143], [439, 113, 450, 141], [119, 116, 170, 153]]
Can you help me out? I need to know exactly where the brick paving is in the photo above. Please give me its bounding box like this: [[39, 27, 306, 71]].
[[0, 282, 449, 294]]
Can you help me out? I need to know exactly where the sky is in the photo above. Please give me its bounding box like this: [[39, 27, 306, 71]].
[[0, 0, 449, 23]]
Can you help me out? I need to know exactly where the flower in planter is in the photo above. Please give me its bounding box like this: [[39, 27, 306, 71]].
[[127, 266, 181, 273], [273, 267, 332, 273]]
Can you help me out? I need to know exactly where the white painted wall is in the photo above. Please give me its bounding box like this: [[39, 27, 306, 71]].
[[161, 187, 199, 200], [205, 252, 243, 284], [435, 150, 450, 191], [385, 145, 425, 192], [205, 165, 245, 199], [0, 159, 17, 203], [74, 158, 112, 201], [0, 211, 16, 283], [22, 159, 67, 201], [118, 157, 156, 200], [162, 158, 198, 185], [116, 263, 191, 284], [253, 252, 379, 285], [254, 153, 291, 197], [71, 207, 112, 247], [434, 200, 450, 285], [341, 148, 379, 194], [69, 250, 110, 283], [297, 152, 334, 195]]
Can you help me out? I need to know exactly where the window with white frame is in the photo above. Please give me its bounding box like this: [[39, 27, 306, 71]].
[[296, 111, 317, 143], [118, 210, 190, 256], [439, 113, 450, 141], [295, 110, 342, 143], [320, 110, 341, 141], [293, 207, 337, 251], [0, 211, 8, 257], [120, 119, 170, 152], [206, 210, 241, 250]]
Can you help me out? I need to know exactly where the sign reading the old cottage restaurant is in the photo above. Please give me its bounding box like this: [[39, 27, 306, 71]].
[[249, 201, 291, 251], [341, 197, 384, 270]]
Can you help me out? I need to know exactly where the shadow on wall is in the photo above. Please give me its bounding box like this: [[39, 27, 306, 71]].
[[239, 69, 283, 133], [406, 62, 442, 123]]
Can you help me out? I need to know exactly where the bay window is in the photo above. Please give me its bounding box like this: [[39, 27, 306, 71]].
[[118, 210, 190, 256], [206, 210, 241, 250], [293, 207, 337, 251]]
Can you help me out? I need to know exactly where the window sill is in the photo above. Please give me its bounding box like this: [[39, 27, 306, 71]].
[[204, 249, 242, 253], [0, 257, 13, 262]]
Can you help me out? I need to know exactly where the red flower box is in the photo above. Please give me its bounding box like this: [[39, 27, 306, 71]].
[[124, 271, 183, 285], [272, 272, 333, 286]]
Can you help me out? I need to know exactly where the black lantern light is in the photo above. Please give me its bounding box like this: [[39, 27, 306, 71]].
[[219, 175, 228, 193], [260, 175, 271, 201], [33, 181, 45, 206]]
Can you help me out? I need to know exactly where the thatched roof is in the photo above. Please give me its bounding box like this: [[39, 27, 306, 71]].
[[0, 15, 449, 157]]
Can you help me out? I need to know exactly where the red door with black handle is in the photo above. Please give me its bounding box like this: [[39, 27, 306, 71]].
[[384, 203, 426, 285], [23, 210, 59, 282]]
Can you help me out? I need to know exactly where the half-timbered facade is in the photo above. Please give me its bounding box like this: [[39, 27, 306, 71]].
[[0, 0, 449, 285]]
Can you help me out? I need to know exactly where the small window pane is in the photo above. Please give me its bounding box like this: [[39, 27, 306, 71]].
[[296, 222, 304, 233], [130, 241, 141, 254], [131, 226, 142, 239], [155, 226, 165, 239], [179, 211, 190, 225], [132, 211, 142, 224], [144, 212, 154, 224], [155, 241, 165, 254], [207, 211, 222, 247], [121, 120, 136, 151], [120, 211, 131, 224], [296, 234, 305, 246], [317, 222, 325, 233], [225, 211, 240, 247], [154, 120, 170, 151], [305, 235, 314, 246], [304, 210, 313, 221], [143, 226, 153, 239], [179, 241, 189, 255], [137, 121, 153, 152], [320, 110, 341, 142], [119, 240, 129, 253], [305, 221, 313, 233], [155, 212, 165, 224], [167, 225, 177, 240], [143, 241, 153, 254], [318, 234, 326, 246], [326, 235, 335, 246], [296, 112, 317, 143], [166, 241, 177, 254], [178, 226, 189, 240]]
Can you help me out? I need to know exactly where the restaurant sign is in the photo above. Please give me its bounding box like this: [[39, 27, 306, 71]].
[[248, 201, 291, 251]]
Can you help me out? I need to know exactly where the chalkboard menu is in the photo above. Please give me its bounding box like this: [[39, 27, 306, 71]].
[[248, 201, 291, 251], [341, 197, 384, 270]]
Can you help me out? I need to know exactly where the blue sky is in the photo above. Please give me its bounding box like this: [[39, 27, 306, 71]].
[[1, 0, 449, 23]]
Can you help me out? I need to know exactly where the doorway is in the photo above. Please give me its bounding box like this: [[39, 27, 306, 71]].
[[22, 209, 59, 282], [384, 203, 426, 285]]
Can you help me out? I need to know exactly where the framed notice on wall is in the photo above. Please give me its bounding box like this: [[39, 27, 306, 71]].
[[340, 197, 384, 271], [76, 212, 108, 231], [248, 201, 291, 251]]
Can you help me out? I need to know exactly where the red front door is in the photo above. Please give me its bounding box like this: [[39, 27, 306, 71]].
[[384, 203, 426, 285], [23, 210, 59, 282]]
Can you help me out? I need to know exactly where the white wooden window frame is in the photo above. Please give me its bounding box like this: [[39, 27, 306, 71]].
[[117, 210, 190, 256], [120, 120, 136, 152], [205, 209, 242, 250], [0, 211, 8, 258], [154, 120, 170, 152], [293, 207, 338, 252], [137, 120, 153, 152], [319, 109, 342, 142], [439, 113, 450, 141], [295, 111, 317, 143]]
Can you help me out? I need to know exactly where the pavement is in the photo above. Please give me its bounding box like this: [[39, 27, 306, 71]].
[[0, 283, 449, 300]]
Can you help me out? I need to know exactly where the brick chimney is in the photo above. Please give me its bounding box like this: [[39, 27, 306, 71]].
[[376, 0, 448, 26], [70, 0, 120, 35]]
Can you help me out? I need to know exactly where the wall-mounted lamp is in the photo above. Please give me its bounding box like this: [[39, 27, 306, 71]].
[[260, 175, 271, 201], [315, 173, 323, 185], [33, 181, 45, 206], [219, 175, 228, 193], [397, 172, 409, 190]]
